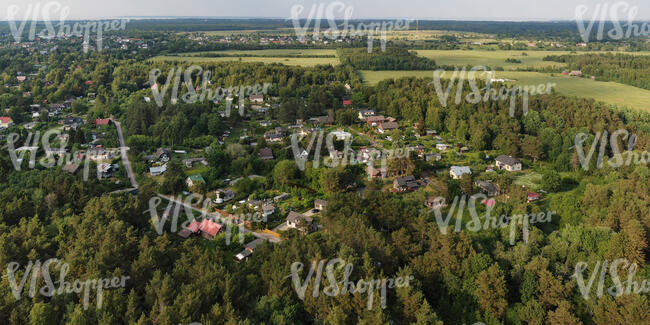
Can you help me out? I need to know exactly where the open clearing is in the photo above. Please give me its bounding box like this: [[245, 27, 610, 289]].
[[360, 70, 650, 112], [414, 50, 650, 70], [151, 49, 339, 66]]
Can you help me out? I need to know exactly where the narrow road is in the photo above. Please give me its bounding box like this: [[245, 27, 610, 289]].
[[112, 119, 138, 189], [158, 194, 281, 243]]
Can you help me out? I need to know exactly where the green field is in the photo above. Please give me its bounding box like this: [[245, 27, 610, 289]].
[[415, 50, 650, 70], [360, 70, 650, 112], [151, 49, 339, 67]]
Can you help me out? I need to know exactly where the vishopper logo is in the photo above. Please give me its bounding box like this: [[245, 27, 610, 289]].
[[574, 258, 650, 300], [574, 129, 649, 171], [288, 258, 414, 310], [289, 1, 410, 53], [430, 66, 555, 117], [144, 194, 266, 245], [431, 194, 554, 245], [290, 129, 412, 178], [5, 1, 129, 53], [575, 1, 650, 43], [148, 65, 272, 116], [4, 258, 129, 310], [6, 130, 125, 181]]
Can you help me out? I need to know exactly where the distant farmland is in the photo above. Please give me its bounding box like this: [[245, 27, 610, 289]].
[[360, 70, 650, 112], [151, 49, 340, 67]]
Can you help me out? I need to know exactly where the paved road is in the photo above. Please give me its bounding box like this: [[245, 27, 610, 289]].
[[158, 194, 281, 243], [112, 119, 138, 189]]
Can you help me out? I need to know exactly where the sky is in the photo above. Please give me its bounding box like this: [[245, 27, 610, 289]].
[[1, 0, 650, 21]]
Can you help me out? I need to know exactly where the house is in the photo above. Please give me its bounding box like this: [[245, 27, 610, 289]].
[[259, 148, 274, 160], [424, 153, 442, 162], [425, 197, 446, 210], [155, 148, 172, 161], [475, 180, 499, 196], [527, 192, 541, 202], [250, 94, 264, 103], [569, 70, 582, 77], [436, 143, 451, 151], [87, 148, 114, 161], [182, 158, 208, 168], [366, 115, 386, 126], [495, 155, 522, 172], [94, 118, 111, 126], [343, 99, 352, 106], [149, 164, 167, 176], [450, 166, 472, 179], [62, 117, 83, 130], [314, 199, 328, 211], [194, 219, 222, 240], [377, 121, 399, 134], [186, 174, 206, 188], [367, 165, 387, 178], [315, 115, 334, 126], [214, 189, 235, 204], [331, 130, 352, 140], [62, 163, 81, 175], [286, 211, 317, 233], [393, 175, 421, 192], [264, 132, 284, 142], [97, 163, 114, 178], [274, 193, 290, 202], [235, 238, 267, 262], [358, 110, 376, 120], [0, 117, 14, 128]]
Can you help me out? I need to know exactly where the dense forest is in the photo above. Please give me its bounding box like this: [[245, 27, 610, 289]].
[[543, 53, 650, 90], [337, 48, 437, 70]]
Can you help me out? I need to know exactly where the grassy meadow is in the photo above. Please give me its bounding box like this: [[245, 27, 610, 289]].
[[360, 70, 650, 112], [151, 49, 339, 66]]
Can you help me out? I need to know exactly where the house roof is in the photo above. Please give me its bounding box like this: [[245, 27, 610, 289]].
[[495, 155, 521, 166], [475, 180, 498, 193], [259, 148, 273, 159], [450, 166, 472, 175], [0, 117, 13, 124], [94, 118, 111, 125], [314, 199, 328, 207], [199, 219, 221, 237], [287, 211, 313, 224], [395, 175, 416, 187], [379, 121, 399, 130], [62, 163, 81, 174], [188, 174, 205, 183], [149, 165, 167, 174]]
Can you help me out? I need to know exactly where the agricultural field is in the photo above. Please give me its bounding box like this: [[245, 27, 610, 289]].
[[414, 50, 650, 70], [151, 49, 339, 67], [360, 70, 650, 112]]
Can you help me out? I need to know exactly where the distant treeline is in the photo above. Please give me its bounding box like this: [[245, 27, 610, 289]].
[[337, 48, 436, 70], [543, 53, 650, 90], [182, 53, 336, 58]]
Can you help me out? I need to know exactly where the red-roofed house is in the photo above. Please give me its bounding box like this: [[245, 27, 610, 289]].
[[177, 220, 201, 238], [0, 117, 14, 128], [95, 118, 111, 126], [527, 192, 541, 202], [343, 99, 352, 106], [199, 219, 222, 239]]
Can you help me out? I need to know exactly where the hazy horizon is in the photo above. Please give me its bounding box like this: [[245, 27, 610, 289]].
[[1, 0, 649, 21]]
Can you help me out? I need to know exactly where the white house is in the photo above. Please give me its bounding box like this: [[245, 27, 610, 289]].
[[436, 143, 451, 151], [450, 166, 472, 179], [495, 155, 522, 172]]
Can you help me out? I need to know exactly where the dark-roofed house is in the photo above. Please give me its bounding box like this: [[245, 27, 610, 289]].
[[393, 175, 421, 192], [62, 163, 81, 175], [235, 238, 267, 262], [377, 121, 399, 134], [495, 155, 522, 172], [286, 211, 317, 233], [259, 148, 274, 160], [367, 165, 387, 178], [155, 148, 172, 161], [366, 115, 386, 126], [358, 110, 376, 120], [314, 199, 328, 210], [475, 180, 499, 196]]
